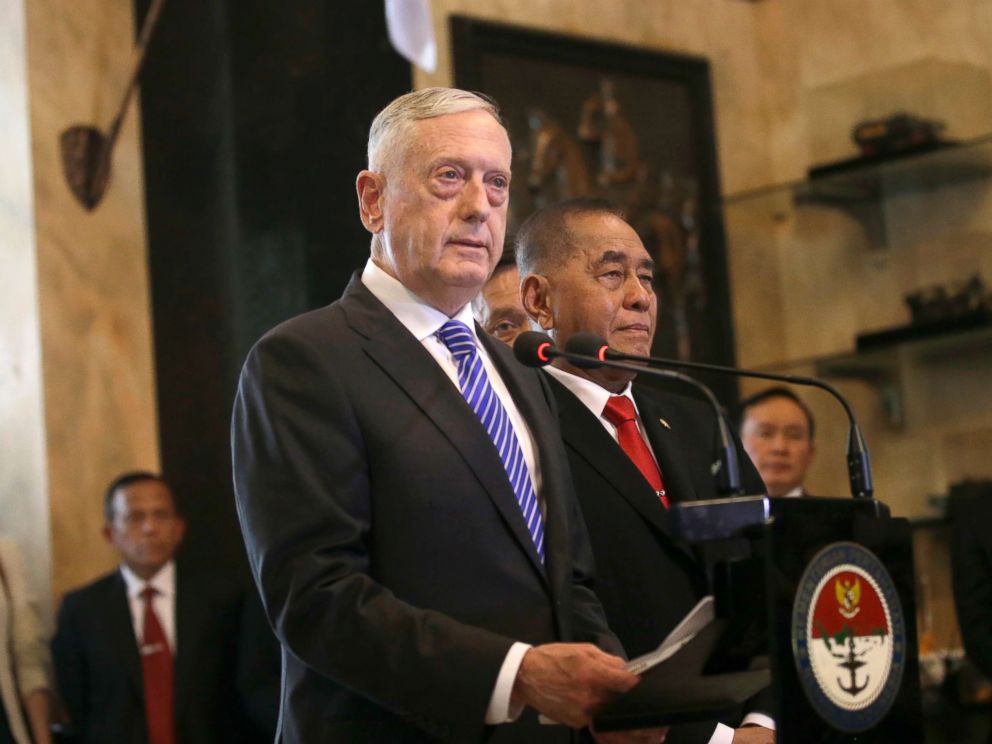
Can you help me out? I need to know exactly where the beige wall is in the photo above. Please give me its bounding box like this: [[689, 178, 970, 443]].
[[21, 0, 160, 600]]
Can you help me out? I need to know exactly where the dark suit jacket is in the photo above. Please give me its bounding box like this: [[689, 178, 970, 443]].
[[51, 566, 269, 744], [547, 375, 766, 744], [950, 482, 992, 680], [231, 276, 619, 743]]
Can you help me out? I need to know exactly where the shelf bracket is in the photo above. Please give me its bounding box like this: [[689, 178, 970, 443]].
[[813, 362, 904, 429]]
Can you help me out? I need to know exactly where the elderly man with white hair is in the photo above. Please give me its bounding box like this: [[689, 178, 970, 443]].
[[233, 88, 662, 743]]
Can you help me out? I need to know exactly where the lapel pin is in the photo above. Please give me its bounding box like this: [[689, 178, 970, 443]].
[[658, 417, 671, 430]]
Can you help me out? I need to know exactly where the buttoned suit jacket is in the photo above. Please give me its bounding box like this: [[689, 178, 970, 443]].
[[232, 275, 619, 743], [51, 567, 261, 744], [547, 376, 765, 744]]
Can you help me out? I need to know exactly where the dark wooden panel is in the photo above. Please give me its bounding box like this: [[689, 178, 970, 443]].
[[136, 0, 410, 573]]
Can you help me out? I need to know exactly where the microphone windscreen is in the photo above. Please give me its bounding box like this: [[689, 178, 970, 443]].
[[564, 332, 610, 361], [513, 331, 556, 367]]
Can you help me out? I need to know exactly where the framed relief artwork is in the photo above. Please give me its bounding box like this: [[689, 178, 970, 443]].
[[451, 17, 740, 402]]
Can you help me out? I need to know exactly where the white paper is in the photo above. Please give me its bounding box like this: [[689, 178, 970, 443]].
[[624, 595, 714, 675], [539, 595, 715, 724]]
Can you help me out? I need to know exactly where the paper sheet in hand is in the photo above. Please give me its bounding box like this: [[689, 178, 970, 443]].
[[624, 595, 714, 675], [539, 595, 718, 725]]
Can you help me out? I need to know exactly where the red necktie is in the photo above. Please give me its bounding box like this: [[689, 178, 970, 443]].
[[140, 586, 176, 744], [603, 396, 669, 508]]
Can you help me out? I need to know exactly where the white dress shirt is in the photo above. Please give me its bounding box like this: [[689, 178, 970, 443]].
[[544, 365, 775, 742], [361, 259, 537, 724], [120, 560, 177, 653]]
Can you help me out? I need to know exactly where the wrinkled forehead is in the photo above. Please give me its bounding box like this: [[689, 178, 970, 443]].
[[400, 110, 511, 164], [566, 216, 651, 268]]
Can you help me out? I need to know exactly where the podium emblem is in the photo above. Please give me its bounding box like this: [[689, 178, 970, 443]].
[[791, 542, 906, 733]]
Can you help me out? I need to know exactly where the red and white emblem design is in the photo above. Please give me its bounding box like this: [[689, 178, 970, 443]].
[[807, 566, 892, 710], [793, 542, 905, 732]]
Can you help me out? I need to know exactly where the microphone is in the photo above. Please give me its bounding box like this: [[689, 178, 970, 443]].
[[565, 332, 874, 500], [512, 330, 556, 368], [514, 331, 745, 496]]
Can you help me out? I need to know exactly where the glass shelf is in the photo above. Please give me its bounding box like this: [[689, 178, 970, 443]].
[[749, 322, 992, 375], [724, 133, 992, 210], [748, 324, 992, 428]]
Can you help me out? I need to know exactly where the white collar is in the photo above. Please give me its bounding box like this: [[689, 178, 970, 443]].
[[544, 365, 635, 418], [361, 258, 479, 343], [120, 559, 175, 600]]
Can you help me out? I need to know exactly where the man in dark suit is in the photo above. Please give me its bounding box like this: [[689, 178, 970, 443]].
[[51, 471, 272, 744], [231, 89, 657, 743], [516, 199, 773, 744]]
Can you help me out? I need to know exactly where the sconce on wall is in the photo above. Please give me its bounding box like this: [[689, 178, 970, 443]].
[[60, 0, 166, 211]]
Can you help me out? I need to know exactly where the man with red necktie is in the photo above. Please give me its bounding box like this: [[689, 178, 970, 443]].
[[52, 472, 274, 744], [518, 198, 774, 744]]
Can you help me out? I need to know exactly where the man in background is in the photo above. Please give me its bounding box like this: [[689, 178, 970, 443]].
[[518, 198, 773, 744], [472, 249, 533, 346], [738, 387, 816, 497], [52, 472, 273, 744]]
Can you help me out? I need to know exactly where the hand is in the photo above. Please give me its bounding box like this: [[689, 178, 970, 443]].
[[733, 724, 775, 744], [592, 724, 668, 743], [511, 643, 640, 728]]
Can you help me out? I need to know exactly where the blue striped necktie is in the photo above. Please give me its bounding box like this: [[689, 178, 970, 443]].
[[435, 319, 545, 562]]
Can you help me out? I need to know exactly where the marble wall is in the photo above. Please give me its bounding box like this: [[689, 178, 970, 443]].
[[23, 0, 160, 599], [0, 0, 51, 610]]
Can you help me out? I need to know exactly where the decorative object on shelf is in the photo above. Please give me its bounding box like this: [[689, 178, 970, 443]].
[[852, 112, 947, 157], [904, 274, 990, 326], [451, 17, 739, 398], [854, 274, 991, 351]]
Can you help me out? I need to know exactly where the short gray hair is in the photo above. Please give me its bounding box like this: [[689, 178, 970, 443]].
[[367, 87, 504, 172]]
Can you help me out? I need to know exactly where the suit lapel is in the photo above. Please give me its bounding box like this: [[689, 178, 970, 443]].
[[635, 389, 701, 563], [341, 277, 547, 582], [548, 375, 674, 538], [107, 574, 143, 696], [635, 389, 700, 507]]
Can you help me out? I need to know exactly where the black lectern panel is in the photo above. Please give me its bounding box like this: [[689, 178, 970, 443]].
[[767, 498, 921, 743]]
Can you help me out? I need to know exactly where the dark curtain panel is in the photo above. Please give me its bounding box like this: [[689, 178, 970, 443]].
[[135, 0, 410, 574]]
